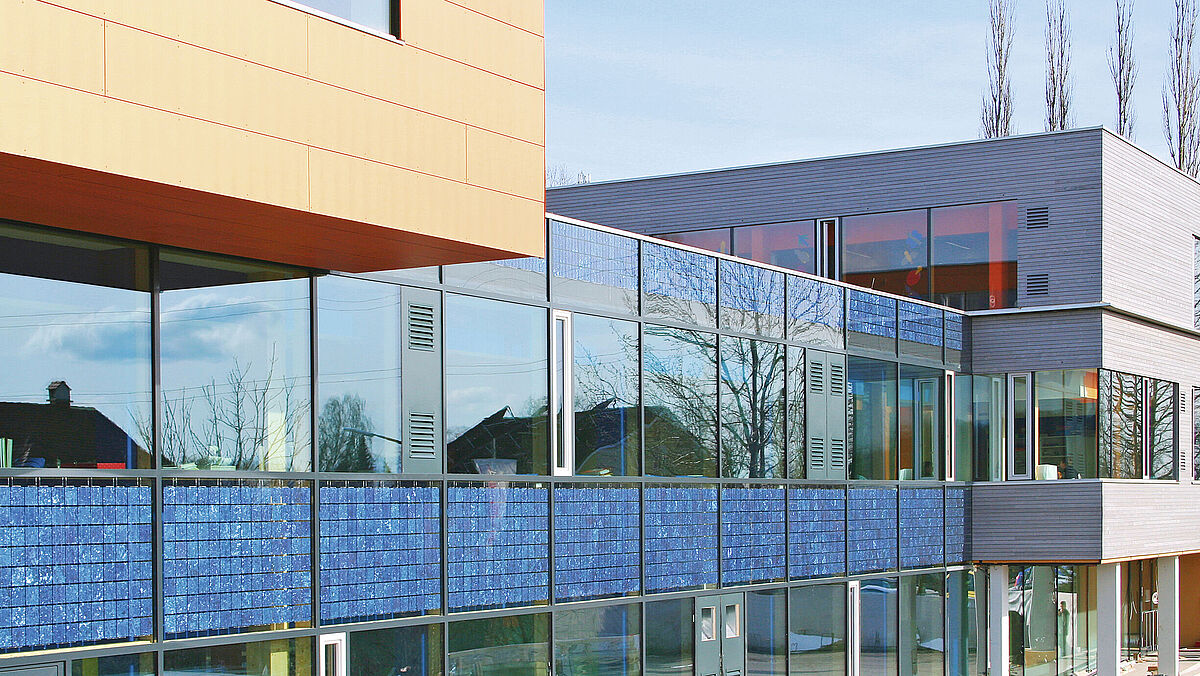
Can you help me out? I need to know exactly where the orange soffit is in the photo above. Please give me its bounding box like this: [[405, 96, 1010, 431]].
[[0, 152, 544, 272]]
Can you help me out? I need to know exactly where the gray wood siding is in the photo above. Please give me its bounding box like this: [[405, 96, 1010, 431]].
[[1101, 311, 1200, 386], [972, 482, 1103, 562], [548, 129, 1105, 308], [970, 310, 1103, 374], [1101, 134, 1200, 330], [1101, 483, 1200, 560]]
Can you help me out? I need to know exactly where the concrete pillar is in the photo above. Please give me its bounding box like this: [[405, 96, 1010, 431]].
[[1160, 556, 1181, 676], [987, 565, 1009, 676], [1097, 562, 1123, 676]]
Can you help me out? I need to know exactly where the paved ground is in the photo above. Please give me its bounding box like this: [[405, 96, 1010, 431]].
[[1120, 654, 1200, 675]]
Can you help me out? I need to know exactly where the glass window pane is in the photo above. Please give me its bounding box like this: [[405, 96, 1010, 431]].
[[444, 256, 547, 301], [643, 241, 717, 327], [360, 265, 439, 285], [700, 606, 717, 641], [720, 338, 785, 478], [1193, 387, 1200, 480], [573, 315, 640, 476], [747, 589, 786, 675], [644, 326, 718, 477], [159, 251, 311, 471], [931, 202, 1018, 310], [659, 229, 731, 255], [1010, 566, 1058, 676], [944, 313, 965, 369], [164, 637, 314, 675], [554, 604, 641, 676], [292, 0, 392, 33], [1149, 379, 1177, 480], [316, 276, 402, 472], [720, 259, 785, 337], [647, 599, 695, 676], [72, 653, 157, 676], [861, 578, 899, 676], [849, 357, 898, 481], [786, 346, 806, 478], [445, 295, 548, 475], [901, 573, 945, 676], [551, 220, 639, 314], [448, 613, 550, 675], [1012, 375, 1030, 478], [789, 583, 846, 675], [953, 375, 974, 482], [898, 301, 943, 362], [973, 375, 1007, 481], [787, 276, 845, 349], [900, 365, 943, 481], [946, 571, 980, 676], [349, 624, 443, 676], [0, 224, 152, 469], [1099, 370, 1143, 479], [733, 220, 817, 274], [843, 209, 930, 300], [848, 290, 897, 354], [1035, 370, 1098, 480]]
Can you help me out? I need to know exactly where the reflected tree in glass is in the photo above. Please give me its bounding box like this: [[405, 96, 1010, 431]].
[[554, 604, 641, 676], [644, 325, 718, 477], [1149, 378, 1177, 480], [861, 578, 898, 675], [720, 337, 785, 478], [573, 315, 640, 476], [747, 589, 787, 675]]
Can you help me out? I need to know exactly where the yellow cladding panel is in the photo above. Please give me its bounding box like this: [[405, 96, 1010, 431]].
[[0, 0, 104, 94], [401, 0, 544, 88], [103, 22, 468, 181], [309, 148, 544, 257], [61, 0, 310, 74], [466, 127, 545, 201], [454, 0, 544, 36]]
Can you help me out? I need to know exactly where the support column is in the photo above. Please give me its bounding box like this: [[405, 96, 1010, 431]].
[[1160, 556, 1181, 676], [1098, 562, 1123, 676], [987, 565, 1009, 676]]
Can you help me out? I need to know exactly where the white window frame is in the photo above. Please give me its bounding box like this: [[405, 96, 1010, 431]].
[[318, 632, 347, 676], [816, 217, 841, 280], [1007, 372, 1033, 480], [551, 310, 574, 476]]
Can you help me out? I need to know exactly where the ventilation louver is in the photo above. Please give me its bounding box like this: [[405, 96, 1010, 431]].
[[1026, 274, 1050, 296], [407, 412, 437, 459], [408, 304, 435, 351], [1026, 207, 1050, 230]]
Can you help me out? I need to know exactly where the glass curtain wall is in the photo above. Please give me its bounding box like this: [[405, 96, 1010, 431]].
[[946, 571, 979, 676], [164, 638, 313, 675], [861, 578, 899, 675], [660, 229, 732, 255], [843, 210, 930, 301], [1035, 370, 1098, 479], [349, 624, 443, 676], [732, 221, 818, 274], [1009, 566, 1098, 676], [789, 583, 846, 675], [646, 599, 695, 676], [930, 203, 1018, 310], [849, 357, 898, 480], [572, 314, 640, 475], [720, 337, 786, 478], [555, 604, 641, 676], [900, 573, 944, 676], [448, 614, 550, 675], [900, 366, 943, 480], [644, 326, 718, 477], [747, 589, 788, 675]]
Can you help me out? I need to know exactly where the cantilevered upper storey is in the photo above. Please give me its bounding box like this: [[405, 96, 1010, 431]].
[[0, 0, 545, 271]]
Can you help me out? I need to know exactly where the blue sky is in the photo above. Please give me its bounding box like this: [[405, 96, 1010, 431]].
[[547, 1, 1176, 181]]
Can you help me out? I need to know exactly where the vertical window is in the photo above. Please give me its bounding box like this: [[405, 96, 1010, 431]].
[[900, 574, 944, 675], [953, 375, 975, 482], [444, 295, 548, 475], [1008, 373, 1032, 480], [316, 276, 402, 472], [720, 338, 786, 478], [946, 571, 980, 676], [789, 583, 846, 674], [0, 223, 152, 470], [159, 252, 311, 472], [572, 314, 640, 476], [646, 599, 695, 676], [899, 365, 943, 480], [848, 357, 899, 481], [1193, 387, 1200, 480], [349, 624, 443, 676], [292, 1, 396, 36], [973, 375, 1007, 480], [1099, 370, 1144, 479], [931, 202, 1018, 310], [786, 346, 807, 478], [659, 228, 732, 255], [732, 220, 818, 274], [861, 578, 899, 675], [1148, 378, 1178, 480], [644, 326, 718, 477], [842, 209, 930, 301], [1194, 236, 1200, 329], [554, 604, 641, 675], [447, 614, 549, 673], [1034, 370, 1098, 479], [747, 589, 787, 675], [552, 310, 572, 476]]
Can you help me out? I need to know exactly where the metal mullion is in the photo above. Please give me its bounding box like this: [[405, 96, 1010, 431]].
[[309, 276, 321, 630], [151, 246, 165, 648], [548, 477, 557, 606]]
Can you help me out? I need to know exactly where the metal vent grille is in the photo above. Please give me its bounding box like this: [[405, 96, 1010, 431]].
[[1026, 207, 1050, 230], [809, 437, 825, 467], [408, 304, 435, 351], [407, 412, 437, 458], [829, 362, 845, 396], [829, 439, 846, 470], [808, 362, 825, 394], [1026, 274, 1050, 296]]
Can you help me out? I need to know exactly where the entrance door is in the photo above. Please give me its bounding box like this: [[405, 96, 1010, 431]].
[[695, 593, 745, 676]]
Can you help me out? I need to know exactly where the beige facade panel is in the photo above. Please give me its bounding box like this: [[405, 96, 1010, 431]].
[[456, 0, 544, 36], [0, 0, 105, 94], [466, 126, 546, 201], [402, 0, 545, 87]]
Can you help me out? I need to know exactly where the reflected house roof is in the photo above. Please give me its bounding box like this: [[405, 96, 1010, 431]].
[[0, 402, 147, 469]]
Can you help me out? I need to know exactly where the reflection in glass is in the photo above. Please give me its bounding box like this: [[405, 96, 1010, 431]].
[[1149, 378, 1177, 480], [789, 583, 846, 675], [573, 315, 640, 475], [786, 346, 806, 478], [448, 614, 550, 675], [1012, 375, 1030, 479], [849, 357, 898, 480], [1099, 370, 1142, 479], [946, 571, 979, 676], [953, 375, 974, 481], [944, 313, 964, 369], [861, 578, 898, 676], [554, 604, 641, 676], [1009, 566, 1058, 676], [646, 599, 694, 676], [787, 276, 844, 349], [1193, 387, 1200, 480], [843, 209, 930, 300], [660, 228, 731, 255], [644, 326, 718, 477], [164, 637, 313, 675], [642, 241, 717, 327], [316, 276, 401, 472], [444, 256, 547, 301], [72, 653, 156, 676], [551, 221, 639, 314], [349, 624, 442, 676], [293, 0, 392, 33], [733, 220, 817, 274], [900, 366, 943, 480], [0, 224, 152, 469], [1035, 370, 1098, 479], [747, 589, 787, 675], [931, 202, 1018, 310], [973, 375, 1006, 481], [445, 295, 548, 475], [898, 302, 943, 362], [720, 338, 785, 478], [1055, 566, 1098, 674], [159, 252, 311, 471], [900, 573, 944, 676], [847, 291, 897, 354], [720, 260, 785, 337]]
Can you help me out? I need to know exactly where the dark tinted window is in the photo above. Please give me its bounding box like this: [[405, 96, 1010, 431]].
[[843, 209, 929, 300], [350, 624, 443, 676], [448, 613, 550, 673], [733, 220, 817, 274]]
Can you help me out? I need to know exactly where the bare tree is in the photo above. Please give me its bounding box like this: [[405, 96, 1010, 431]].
[[1164, 0, 1200, 176], [546, 163, 591, 187], [982, 0, 1017, 138], [1109, 0, 1138, 138], [1044, 0, 1074, 131]]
